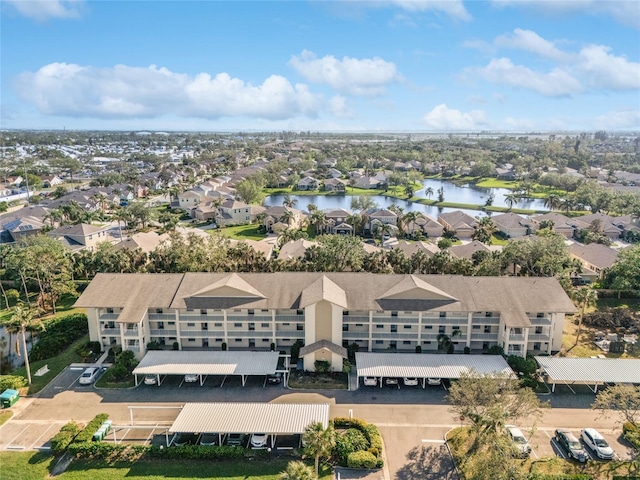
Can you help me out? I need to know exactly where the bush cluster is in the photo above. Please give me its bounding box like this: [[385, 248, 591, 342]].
[[147, 444, 245, 460], [66, 442, 245, 461], [333, 417, 383, 468], [72, 413, 109, 444], [347, 450, 378, 469], [0, 375, 27, 391], [50, 421, 82, 455], [334, 428, 368, 464], [30, 313, 88, 361], [623, 422, 640, 450]]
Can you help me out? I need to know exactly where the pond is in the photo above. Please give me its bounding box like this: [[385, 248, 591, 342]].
[[263, 178, 549, 217]]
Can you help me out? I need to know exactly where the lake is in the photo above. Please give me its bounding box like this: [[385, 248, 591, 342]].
[[263, 178, 549, 217]]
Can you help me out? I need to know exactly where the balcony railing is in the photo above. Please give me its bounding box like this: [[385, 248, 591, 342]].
[[148, 313, 176, 321], [342, 315, 370, 324], [372, 317, 419, 324], [472, 317, 501, 325], [530, 317, 552, 325], [124, 329, 140, 337], [99, 313, 120, 320], [470, 333, 498, 340], [342, 332, 369, 339], [508, 334, 526, 342], [101, 326, 121, 335], [150, 329, 177, 336], [372, 332, 419, 340], [527, 334, 550, 341], [178, 330, 225, 338]]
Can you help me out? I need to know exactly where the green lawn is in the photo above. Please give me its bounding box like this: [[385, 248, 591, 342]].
[[474, 178, 519, 189], [13, 334, 88, 395], [0, 452, 332, 480], [215, 224, 267, 241], [0, 410, 13, 426]]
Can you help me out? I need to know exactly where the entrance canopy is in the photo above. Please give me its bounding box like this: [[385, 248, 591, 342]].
[[133, 351, 280, 386], [169, 403, 330, 434], [356, 352, 513, 379], [535, 356, 640, 393]]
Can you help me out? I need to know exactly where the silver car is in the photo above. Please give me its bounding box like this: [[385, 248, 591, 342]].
[[505, 425, 532, 458]]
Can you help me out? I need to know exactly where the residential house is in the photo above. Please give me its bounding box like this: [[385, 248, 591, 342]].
[[76, 272, 577, 360], [323, 209, 353, 235], [323, 178, 346, 192], [569, 243, 620, 282], [191, 199, 221, 222], [355, 177, 382, 189], [41, 175, 64, 188], [572, 213, 623, 241], [278, 238, 318, 260], [491, 213, 530, 238], [449, 240, 491, 260], [438, 211, 478, 239], [365, 209, 398, 233], [327, 168, 342, 179], [393, 240, 439, 258], [114, 231, 170, 254], [528, 213, 576, 238], [262, 206, 306, 232], [215, 198, 262, 227], [47, 223, 112, 252], [402, 213, 443, 239], [297, 176, 319, 191], [178, 191, 203, 210]]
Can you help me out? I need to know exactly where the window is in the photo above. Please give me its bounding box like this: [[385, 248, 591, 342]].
[[155, 308, 163, 314], [391, 325, 397, 333], [200, 309, 207, 315], [168, 322, 175, 326], [439, 326, 446, 334], [536, 312, 544, 318], [485, 312, 492, 317], [215, 339, 222, 342], [283, 323, 290, 326], [106, 308, 114, 314], [158, 322, 164, 329], [235, 339, 242, 343], [203, 339, 209, 347], [261, 309, 269, 312], [375, 340, 384, 344], [248, 309, 254, 315], [343, 325, 349, 332], [188, 338, 195, 342], [439, 312, 446, 318], [533, 342, 541, 350], [355, 323, 363, 327], [187, 323, 195, 327], [513, 328, 523, 335], [376, 325, 384, 329], [424, 325, 433, 330], [234, 323, 242, 327], [473, 325, 481, 330], [214, 323, 222, 327], [261, 323, 270, 328], [403, 325, 412, 330], [423, 341, 432, 345], [535, 326, 543, 334], [403, 341, 411, 345], [343, 311, 349, 316], [484, 326, 491, 334], [510, 344, 522, 352], [249, 323, 255, 331], [297, 324, 303, 331], [296, 310, 303, 315], [391, 311, 398, 317], [201, 323, 208, 331]]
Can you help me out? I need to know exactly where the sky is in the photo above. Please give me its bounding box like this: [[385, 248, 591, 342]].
[[1, 0, 639, 132]]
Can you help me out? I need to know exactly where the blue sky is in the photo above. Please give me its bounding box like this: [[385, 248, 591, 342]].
[[1, 0, 639, 132]]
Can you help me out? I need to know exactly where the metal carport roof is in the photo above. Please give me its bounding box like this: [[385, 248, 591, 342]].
[[355, 352, 513, 378], [169, 403, 330, 434], [535, 356, 640, 389], [133, 350, 279, 376]]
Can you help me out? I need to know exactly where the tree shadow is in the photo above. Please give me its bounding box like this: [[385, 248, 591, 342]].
[[395, 444, 459, 480]]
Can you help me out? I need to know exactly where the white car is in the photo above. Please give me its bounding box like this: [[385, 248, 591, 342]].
[[184, 374, 198, 383], [144, 374, 157, 385], [403, 377, 419, 386], [427, 377, 442, 386], [505, 425, 532, 458], [78, 367, 100, 385], [581, 428, 614, 460], [363, 377, 377, 387], [250, 433, 268, 448]]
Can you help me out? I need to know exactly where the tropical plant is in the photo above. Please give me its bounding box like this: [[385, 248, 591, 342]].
[[1, 302, 44, 385], [303, 422, 335, 478], [504, 193, 518, 210], [279, 461, 315, 480], [570, 286, 598, 346]]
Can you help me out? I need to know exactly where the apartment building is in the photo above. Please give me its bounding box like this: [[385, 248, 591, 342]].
[[75, 273, 577, 368]]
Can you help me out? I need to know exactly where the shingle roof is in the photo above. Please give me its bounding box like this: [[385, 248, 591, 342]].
[[569, 243, 619, 269], [300, 340, 348, 357]]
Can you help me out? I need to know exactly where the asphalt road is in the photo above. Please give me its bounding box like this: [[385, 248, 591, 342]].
[[1, 367, 637, 479]]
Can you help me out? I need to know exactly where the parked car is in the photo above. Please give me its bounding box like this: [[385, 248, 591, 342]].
[[184, 374, 198, 383], [427, 377, 442, 386], [363, 377, 377, 387], [581, 428, 614, 460], [403, 377, 419, 386], [78, 367, 100, 385], [267, 372, 283, 384], [144, 374, 157, 385], [505, 425, 532, 458], [173, 432, 197, 446], [199, 432, 219, 446], [250, 433, 269, 448], [226, 433, 246, 447], [555, 429, 587, 462], [385, 377, 399, 387]]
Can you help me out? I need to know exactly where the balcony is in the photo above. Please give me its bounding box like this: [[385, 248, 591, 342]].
[[127, 345, 140, 353], [472, 317, 501, 325], [150, 329, 177, 336], [123, 328, 140, 337], [342, 315, 370, 324], [273, 331, 305, 338], [178, 330, 224, 338], [148, 313, 176, 321], [274, 315, 304, 323], [372, 332, 418, 340], [372, 317, 419, 324], [99, 313, 120, 321], [470, 333, 498, 340], [101, 326, 121, 336], [508, 334, 526, 342], [530, 317, 552, 326], [527, 334, 550, 341], [342, 331, 369, 340]]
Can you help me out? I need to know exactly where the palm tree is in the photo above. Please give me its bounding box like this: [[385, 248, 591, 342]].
[[302, 422, 335, 479], [437, 187, 445, 203], [283, 194, 297, 209], [307, 203, 318, 214], [504, 193, 518, 211], [425, 186, 434, 200], [400, 211, 419, 237], [544, 194, 562, 211], [346, 213, 363, 235], [437, 329, 461, 354], [279, 461, 315, 480], [571, 287, 598, 346], [2, 302, 44, 385], [310, 210, 327, 234], [281, 209, 296, 226]]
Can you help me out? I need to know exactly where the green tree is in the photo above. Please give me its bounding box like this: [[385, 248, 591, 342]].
[[303, 422, 335, 478], [472, 216, 497, 245], [504, 193, 518, 211], [279, 461, 315, 480], [350, 195, 376, 212], [605, 244, 640, 293], [235, 178, 264, 204], [2, 303, 45, 385], [424, 186, 434, 200], [592, 384, 640, 427], [570, 286, 598, 346], [501, 233, 572, 277]]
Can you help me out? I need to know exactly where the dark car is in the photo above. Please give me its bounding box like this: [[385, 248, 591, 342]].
[[555, 429, 587, 462], [226, 433, 247, 447], [267, 372, 283, 384]]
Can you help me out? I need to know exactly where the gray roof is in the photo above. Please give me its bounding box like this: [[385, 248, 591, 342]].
[[569, 243, 619, 269], [76, 273, 577, 326], [356, 353, 513, 378], [300, 340, 348, 358], [169, 402, 330, 434], [535, 357, 640, 384], [133, 351, 279, 376]]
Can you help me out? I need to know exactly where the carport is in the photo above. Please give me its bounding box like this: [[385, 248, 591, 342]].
[[169, 402, 330, 448], [133, 350, 280, 387], [534, 356, 640, 393], [355, 352, 514, 388]]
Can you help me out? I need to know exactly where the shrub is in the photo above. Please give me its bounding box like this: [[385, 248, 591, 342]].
[[333, 417, 383, 464], [415, 345, 422, 354], [72, 413, 109, 444], [623, 422, 640, 450], [172, 342, 179, 350], [0, 375, 28, 391], [147, 444, 245, 460], [50, 421, 82, 454], [30, 313, 88, 361], [347, 450, 378, 469], [68, 441, 127, 459], [314, 360, 330, 373], [334, 428, 369, 464], [487, 345, 504, 355]]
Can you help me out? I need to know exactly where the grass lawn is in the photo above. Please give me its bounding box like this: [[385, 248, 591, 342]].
[[13, 334, 88, 395], [0, 410, 13, 426], [215, 224, 267, 241], [95, 370, 136, 389], [0, 452, 332, 480], [474, 178, 519, 189], [288, 371, 348, 389], [490, 235, 510, 246], [597, 297, 640, 312]]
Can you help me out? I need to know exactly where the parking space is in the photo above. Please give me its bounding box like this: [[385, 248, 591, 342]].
[[0, 420, 65, 451]]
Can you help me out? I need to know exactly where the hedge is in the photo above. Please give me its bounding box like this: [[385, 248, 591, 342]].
[[623, 422, 640, 450], [0, 375, 28, 391], [347, 450, 378, 469], [147, 444, 245, 460], [50, 421, 82, 455], [334, 428, 369, 464], [333, 417, 383, 468], [67, 442, 245, 461], [72, 413, 109, 444], [30, 313, 88, 361]]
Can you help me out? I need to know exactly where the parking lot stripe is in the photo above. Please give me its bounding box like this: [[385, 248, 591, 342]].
[[421, 439, 445, 443], [30, 423, 57, 450], [6, 425, 30, 448]]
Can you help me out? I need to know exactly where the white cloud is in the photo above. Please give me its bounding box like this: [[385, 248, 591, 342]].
[[14, 63, 323, 120], [288, 50, 399, 96], [422, 104, 489, 130], [490, 0, 640, 29], [470, 58, 582, 97], [577, 45, 640, 90], [327, 95, 354, 118], [4, 0, 84, 22], [593, 108, 640, 130], [504, 116, 535, 130], [389, 0, 471, 21], [495, 29, 569, 62]]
